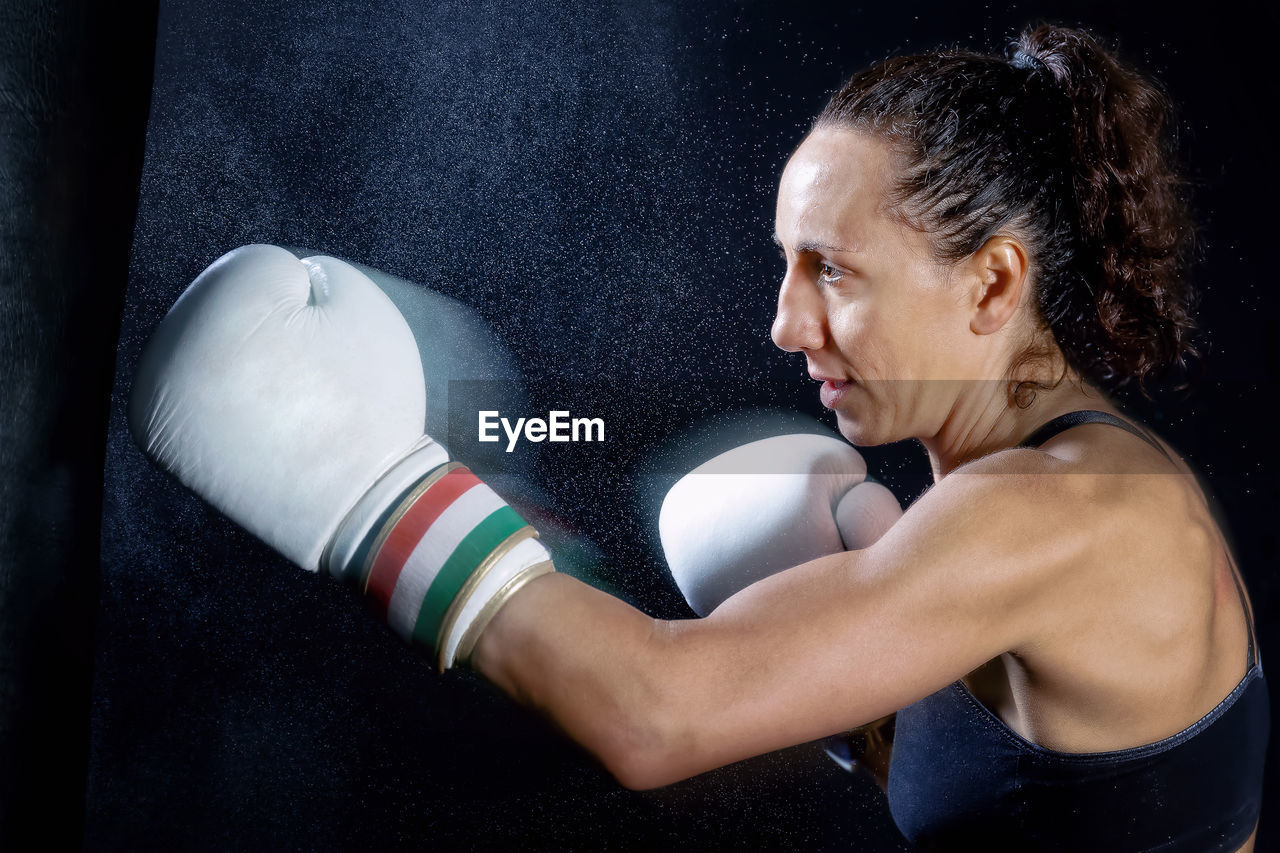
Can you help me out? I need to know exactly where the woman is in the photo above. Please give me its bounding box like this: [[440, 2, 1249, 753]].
[[471, 24, 1268, 850]]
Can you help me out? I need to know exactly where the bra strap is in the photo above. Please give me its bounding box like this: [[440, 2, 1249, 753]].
[[1226, 552, 1260, 669], [1015, 409, 1169, 460]]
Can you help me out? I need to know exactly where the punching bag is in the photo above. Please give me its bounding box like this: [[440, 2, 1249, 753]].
[[0, 1, 156, 846]]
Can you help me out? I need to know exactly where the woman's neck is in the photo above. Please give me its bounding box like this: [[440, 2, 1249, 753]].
[[920, 373, 1116, 482]]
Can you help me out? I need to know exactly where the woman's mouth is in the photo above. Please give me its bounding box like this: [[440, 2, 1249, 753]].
[[818, 378, 852, 409]]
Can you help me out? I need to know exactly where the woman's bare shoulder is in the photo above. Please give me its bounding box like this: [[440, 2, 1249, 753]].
[[915, 427, 1215, 625], [954, 421, 1221, 660], [950, 414, 1208, 529]]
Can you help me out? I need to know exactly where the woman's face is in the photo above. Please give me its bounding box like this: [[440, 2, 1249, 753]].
[[771, 127, 994, 447]]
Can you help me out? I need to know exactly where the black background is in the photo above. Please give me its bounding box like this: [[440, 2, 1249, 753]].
[[83, 1, 1276, 849]]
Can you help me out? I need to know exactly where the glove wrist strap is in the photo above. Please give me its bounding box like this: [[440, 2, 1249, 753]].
[[323, 438, 451, 580], [353, 461, 553, 670]]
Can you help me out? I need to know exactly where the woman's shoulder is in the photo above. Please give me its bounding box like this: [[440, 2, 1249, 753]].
[[928, 417, 1217, 598], [961, 416, 1248, 751], [866, 411, 1218, 639], [957, 410, 1209, 527], [959, 416, 1221, 623]]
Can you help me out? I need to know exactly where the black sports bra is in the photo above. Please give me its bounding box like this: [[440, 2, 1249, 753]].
[[881, 410, 1268, 851]]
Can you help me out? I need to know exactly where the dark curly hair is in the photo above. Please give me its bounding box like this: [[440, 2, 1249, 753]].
[[814, 24, 1200, 404]]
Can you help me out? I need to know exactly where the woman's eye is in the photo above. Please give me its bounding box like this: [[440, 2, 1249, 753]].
[[818, 262, 843, 283]]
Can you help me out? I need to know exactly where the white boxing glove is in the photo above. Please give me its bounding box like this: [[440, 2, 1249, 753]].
[[129, 244, 553, 669], [658, 434, 901, 616]]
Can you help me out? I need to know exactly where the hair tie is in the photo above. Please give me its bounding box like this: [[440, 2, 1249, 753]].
[[1011, 48, 1052, 79]]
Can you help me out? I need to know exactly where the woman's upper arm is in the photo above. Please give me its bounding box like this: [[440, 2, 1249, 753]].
[[640, 451, 1102, 787]]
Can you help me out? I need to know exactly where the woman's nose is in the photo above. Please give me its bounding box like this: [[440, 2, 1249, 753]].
[[771, 272, 824, 352]]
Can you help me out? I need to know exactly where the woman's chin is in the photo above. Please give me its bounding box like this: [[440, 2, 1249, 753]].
[[833, 409, 881, 447]]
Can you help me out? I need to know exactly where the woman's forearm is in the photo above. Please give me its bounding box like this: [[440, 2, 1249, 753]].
[[470, 571, 676, 789]]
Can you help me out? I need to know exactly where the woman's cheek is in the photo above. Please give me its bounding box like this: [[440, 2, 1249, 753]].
[[831, 305, 879, 373]]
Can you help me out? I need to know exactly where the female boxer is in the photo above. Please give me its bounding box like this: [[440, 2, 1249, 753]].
[[472, 24, 1268, 850]]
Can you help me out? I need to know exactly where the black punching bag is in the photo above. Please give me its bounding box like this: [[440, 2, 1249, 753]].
[[0, 1, 156, 846]]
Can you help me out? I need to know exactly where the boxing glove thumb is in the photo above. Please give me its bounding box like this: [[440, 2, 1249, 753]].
[[659, 434, 901, 617]]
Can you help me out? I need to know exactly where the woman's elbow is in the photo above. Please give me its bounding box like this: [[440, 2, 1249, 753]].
[[604, 750, 675, 791], [599, 733, 691, 791], [595, 635, 698, 790]]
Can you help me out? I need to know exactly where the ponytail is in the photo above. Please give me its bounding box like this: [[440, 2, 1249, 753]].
[[1012, 25, 1199, 391]]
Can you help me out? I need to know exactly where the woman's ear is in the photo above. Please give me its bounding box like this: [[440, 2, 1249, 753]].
[[967, 235, 1031, 336]]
